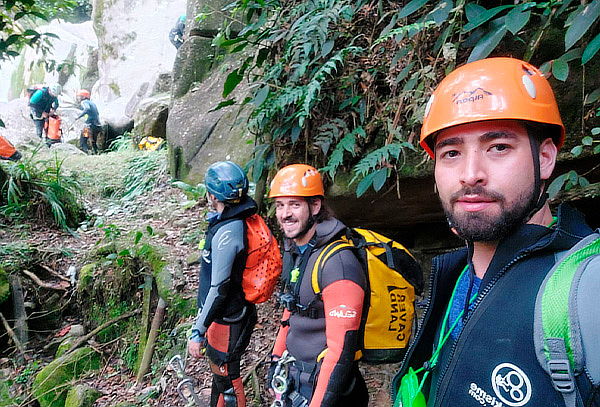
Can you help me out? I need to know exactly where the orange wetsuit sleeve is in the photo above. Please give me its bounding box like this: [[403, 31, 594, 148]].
[[272, 308, 291, 358], [309, 279, 364, 407]]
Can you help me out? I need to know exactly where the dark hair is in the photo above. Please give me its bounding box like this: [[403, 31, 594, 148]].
[[306, 196, 333, 223], [524, 121, 561, 147]]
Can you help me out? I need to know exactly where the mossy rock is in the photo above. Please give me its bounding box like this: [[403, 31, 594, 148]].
[[77, 264, 96, 292], [64, 384, 101, 407], [0, 268, 9, 304], [55, 337, 78, 359], [32, 347, 101, 407]]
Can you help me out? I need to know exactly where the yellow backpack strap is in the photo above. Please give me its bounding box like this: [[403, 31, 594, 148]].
[[311, 239, 354, 294]]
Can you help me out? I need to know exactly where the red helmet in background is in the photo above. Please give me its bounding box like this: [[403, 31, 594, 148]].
[[77, 89, 91, 100]]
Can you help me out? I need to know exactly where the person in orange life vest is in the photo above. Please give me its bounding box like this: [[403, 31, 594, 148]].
[[268, 164, 368, 407], [188, 161, 258, 407], [0, 134, 22, 161], [392, 57, 599, 407], [76, 89, 102, 154]]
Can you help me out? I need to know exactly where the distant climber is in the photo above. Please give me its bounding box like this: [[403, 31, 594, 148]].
[[76, 89, 102, 154], [28, 84, 61, 140], [0, 134, 21, 161], [169, 15, 186, 49]]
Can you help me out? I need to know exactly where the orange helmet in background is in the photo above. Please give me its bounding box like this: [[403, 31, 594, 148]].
[[269, 164, 325, 198], [77, 89, 91, 100], [420, 57, 565, 158]]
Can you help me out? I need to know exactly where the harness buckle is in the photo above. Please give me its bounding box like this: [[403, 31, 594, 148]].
[[547, 359, 575, 393]]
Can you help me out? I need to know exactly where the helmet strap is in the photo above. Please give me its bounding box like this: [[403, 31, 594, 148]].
[[521, 135, 547, 224]]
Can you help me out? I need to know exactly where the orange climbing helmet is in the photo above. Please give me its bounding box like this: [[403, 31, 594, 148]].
[[76, 89, 91, 100], [269, 164, 325, 198], [420, 57, 565, 158]]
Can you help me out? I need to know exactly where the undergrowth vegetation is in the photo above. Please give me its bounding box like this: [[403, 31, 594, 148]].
[[0, 151, 85, 230], [210, 0, 600, 196]]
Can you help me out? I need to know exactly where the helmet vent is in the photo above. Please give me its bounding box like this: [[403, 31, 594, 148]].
[[522, 75, 537, 99], [424, 95, 434, 118]]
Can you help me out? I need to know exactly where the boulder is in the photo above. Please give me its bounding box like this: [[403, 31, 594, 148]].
[[171, 37, 215, 98], [166, 57, 253, 184], [64, 384, 102, 407], [32, 347, 101, 407], [131, 95, 170, 141]]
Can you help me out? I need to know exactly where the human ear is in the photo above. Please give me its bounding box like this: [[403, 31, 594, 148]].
[[539, 138, 557, 181], [309, 198, 322, 216]]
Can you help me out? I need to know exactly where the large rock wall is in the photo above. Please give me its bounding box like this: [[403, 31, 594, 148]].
[[166, 0, 253, 184]]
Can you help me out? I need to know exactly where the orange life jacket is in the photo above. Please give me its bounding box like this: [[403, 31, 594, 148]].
[[45, 115, 62, 140], [0, 135, 17, 159]]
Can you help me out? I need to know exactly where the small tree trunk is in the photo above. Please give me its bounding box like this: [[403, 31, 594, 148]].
[[136, 274, 154, 371], [136, 297, 167, 384], [10, 275, 28, 347]]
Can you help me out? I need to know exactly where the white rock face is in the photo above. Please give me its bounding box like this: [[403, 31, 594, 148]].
[[92, 0, 186, 125]]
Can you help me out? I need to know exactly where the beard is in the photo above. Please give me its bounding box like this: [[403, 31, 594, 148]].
[[280, 214, 315, 240], [441, 185, 537, 242]]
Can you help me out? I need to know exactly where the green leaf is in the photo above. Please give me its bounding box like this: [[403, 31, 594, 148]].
[[106, 253, 118, 260], [0, 119, 4, 128], [253, 86, 269, 106], [465, 3, 486, 22], [118, 249, 131, 257], [209, 99, 236, 112], [505, 8, 531, 35], [372, 168, 388, 192], [592, 127, 600, 135], [398, 0, 429, 19], [568, 170, 578, 185], [463, 5, 513, 32], [146, 225, 154, 236], [356, 172, 376, 197], [321, 39, 335, 58], [552, 59, 569, 81], [548, 173, 568, 199], [467, 22, 507, 63], [579, 177, 590, 187], [582, 136, 593, 146], [565, 0, 600, 50], [427, 0, 453, 25], [134, 231, 143, 245], [594, 144, 600, 154], [585, 87, 600, 104], [571, 145, 583, 156], [582, 32, 600, 64], [223, 70, 243, 98]]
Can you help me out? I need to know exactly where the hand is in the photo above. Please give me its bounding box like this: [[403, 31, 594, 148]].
[[187, 337, 207, 358], [267, 356, 279, 397], [42, 112, 49, 118]]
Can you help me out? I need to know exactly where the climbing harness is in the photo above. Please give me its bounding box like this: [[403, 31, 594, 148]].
[[169, 354, 202, 407]]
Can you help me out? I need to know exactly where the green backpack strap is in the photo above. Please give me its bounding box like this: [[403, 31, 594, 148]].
[[534, 231, 600, 407]]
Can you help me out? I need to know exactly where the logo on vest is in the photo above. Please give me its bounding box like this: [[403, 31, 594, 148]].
[[202, 249, 211, 263], [217, 230, 232, 250], [491, 363, 532, 407], [328, 304, 357, 319], [387, 285, 409, 343]]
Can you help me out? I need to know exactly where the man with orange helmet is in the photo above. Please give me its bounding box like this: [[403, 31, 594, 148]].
[[393, 57, 599, 407], [268, 164, 368, 407], [76, 89, 102, 154]]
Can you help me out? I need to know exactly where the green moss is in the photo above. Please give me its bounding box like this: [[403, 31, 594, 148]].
[[108, 82, 121, 97], [32, 347, 101, 407], [77, 264, 96, 292], [55, 337, 77, 359], [64, 384, 101, 407], [0, 268, 9, 304]]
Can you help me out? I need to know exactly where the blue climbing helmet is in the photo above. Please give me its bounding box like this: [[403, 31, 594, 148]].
[[204, 161, 249, 203]]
